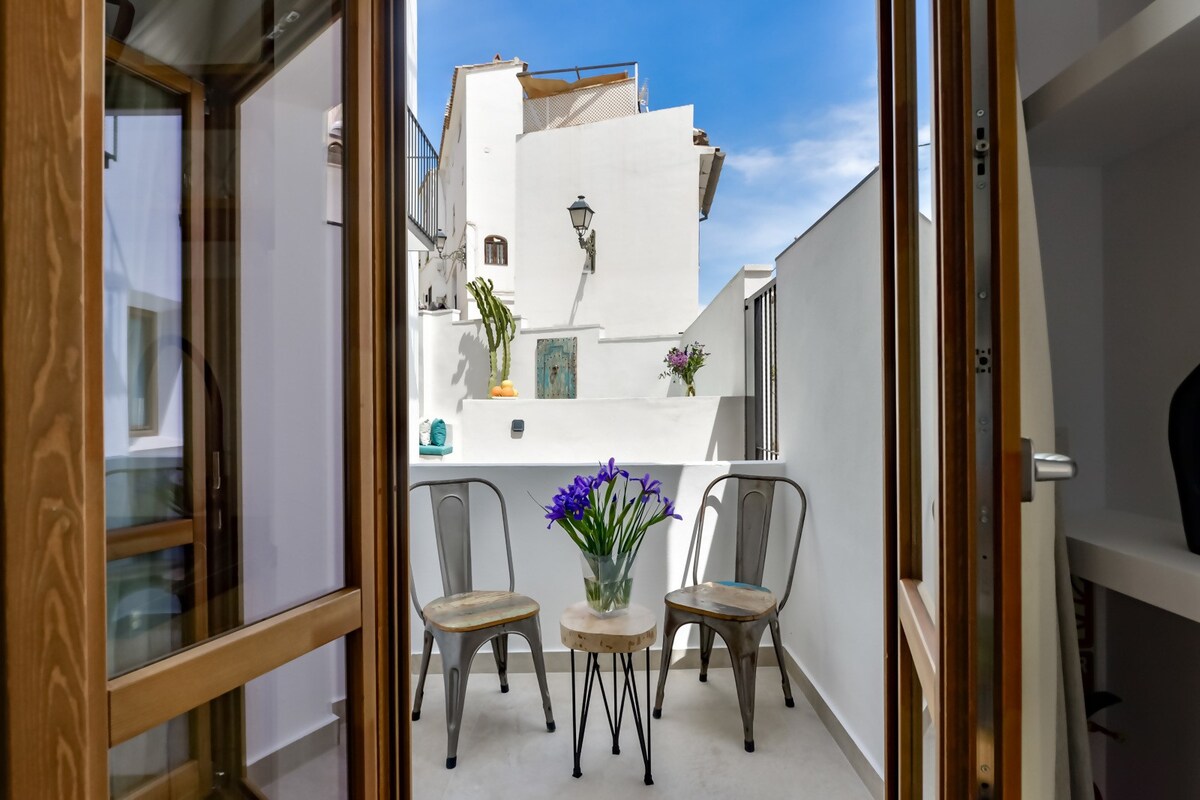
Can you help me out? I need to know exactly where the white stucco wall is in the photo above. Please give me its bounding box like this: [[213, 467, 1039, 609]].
[[408, 460, 792, 657], [774, 171, 885, 777], [416, 311, 680, 444], [514, 106, 701, 337], [460, 397, 744, 463], [420, 60, 525, 310], [239, 21, 345, 765], [679, 265, 773, 398], [463, 63, 523, 295]]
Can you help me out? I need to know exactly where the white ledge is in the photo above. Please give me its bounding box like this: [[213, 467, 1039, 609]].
[[1065, 508, 1200, 623]]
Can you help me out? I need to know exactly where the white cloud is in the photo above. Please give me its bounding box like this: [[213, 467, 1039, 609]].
[[700, 97, 880, 303]]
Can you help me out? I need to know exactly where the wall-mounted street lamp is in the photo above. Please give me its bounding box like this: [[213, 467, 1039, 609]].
[[432, 227, 466, 279], [567, 195, 596, 273]]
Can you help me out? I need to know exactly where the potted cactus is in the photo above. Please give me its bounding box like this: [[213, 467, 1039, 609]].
[[465, 277, 518, 396]]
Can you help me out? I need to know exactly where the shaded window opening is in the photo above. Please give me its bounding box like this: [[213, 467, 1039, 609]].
[[484, 235, 508, 266]]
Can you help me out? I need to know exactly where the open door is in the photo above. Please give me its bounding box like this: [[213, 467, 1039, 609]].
[[879, 0, 1026, 796]]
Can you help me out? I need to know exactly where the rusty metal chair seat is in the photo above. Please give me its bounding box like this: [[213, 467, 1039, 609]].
[[664, 581, 778, 622], [422, 590, 540, 633]]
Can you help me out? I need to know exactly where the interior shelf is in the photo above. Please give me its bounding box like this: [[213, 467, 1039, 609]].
[[1065, 509, 1200, 623], [1024, 0, 1200, 165]]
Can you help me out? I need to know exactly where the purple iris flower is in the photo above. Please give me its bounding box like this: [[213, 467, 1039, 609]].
[[634, 473, 662, 497], [661, 496, 682, 520]]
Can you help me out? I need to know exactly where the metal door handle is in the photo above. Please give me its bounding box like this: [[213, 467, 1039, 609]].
[[1021, 438, 1077, 502]]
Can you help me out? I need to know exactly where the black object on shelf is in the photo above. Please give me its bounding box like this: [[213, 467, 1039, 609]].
[[1168, 362, 1200, 554]]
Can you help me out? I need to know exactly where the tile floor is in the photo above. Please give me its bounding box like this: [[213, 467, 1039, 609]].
[[410, 666, 874, 800]]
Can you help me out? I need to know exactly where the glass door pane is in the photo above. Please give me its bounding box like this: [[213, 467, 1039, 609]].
[[103, 2, 349, 676], [108, 639, 348, 798], [915, 0, 940, 618], [102, 3, 358, 797]]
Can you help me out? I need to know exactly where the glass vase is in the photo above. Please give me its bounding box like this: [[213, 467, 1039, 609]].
[[579, 551, 637, 617]]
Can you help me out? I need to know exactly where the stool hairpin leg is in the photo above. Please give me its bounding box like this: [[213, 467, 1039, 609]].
[[646, 645, 653, 784], [571, 649, 580, 778]]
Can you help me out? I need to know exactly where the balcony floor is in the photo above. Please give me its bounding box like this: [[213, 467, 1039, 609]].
[[411, 666, 873, 799]]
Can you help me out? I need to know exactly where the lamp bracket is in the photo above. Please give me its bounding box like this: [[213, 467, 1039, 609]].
[[577, 229, 596, 273]]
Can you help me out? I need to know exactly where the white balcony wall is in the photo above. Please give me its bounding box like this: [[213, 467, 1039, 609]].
[[773, 171, 886, 779], [514, 106, 701, 338], [460, 397, 745, 463]]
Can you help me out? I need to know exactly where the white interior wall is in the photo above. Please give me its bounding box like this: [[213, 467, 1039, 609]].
[[773, 171, 885, 776], [1014, 0, 1098, 96], [1033, 166, 1106, 516], [1097, 0, 1158, 37], [514, 106, 701, 338], [1091, 113, 1200, 800], [239, 21, 346, 764], [679, 265, 773, 398], [1103, 118, 1200, 523]]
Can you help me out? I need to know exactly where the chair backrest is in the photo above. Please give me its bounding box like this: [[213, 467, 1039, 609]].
[[684, 473, 808, 611], [408, 478, 515, 619]]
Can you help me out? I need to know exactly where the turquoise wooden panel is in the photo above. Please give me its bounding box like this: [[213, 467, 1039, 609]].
[[535, 337, 577, 399]]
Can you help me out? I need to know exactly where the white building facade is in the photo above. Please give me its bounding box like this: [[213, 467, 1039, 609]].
[[415, 58, 740, 456]]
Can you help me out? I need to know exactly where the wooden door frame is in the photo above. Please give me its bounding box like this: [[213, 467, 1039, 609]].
[[879, 0, 1022, 796], [1, 0, 110, 794], [1, 0, 397, 796]]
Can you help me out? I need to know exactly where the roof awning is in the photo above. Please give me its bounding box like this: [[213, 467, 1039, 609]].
[[699, 148, 725, 220], [518, 71, 629, 100]]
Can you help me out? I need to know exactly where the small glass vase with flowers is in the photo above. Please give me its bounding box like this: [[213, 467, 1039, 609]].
[[542, 459, 682, 617]]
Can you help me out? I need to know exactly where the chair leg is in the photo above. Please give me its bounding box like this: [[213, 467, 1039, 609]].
[[768, 616, 795, 707], [653, 609, 684, 718], [699, 623, 716, 682], [440, 637, 474, 769], [727, 623, 763, 753], [412, 628, 434, 721], [516, 616, 555, 731], [491, 633, 510, 693]]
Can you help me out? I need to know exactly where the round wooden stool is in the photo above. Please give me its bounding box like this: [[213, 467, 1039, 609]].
[[559, 602, 657, 785]]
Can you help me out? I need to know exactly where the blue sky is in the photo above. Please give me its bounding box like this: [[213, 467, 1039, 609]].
[[417, 0, 881, 305]]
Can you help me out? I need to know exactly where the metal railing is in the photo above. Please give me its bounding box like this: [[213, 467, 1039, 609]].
[[406, 106, 438, 246], [746, 279, 779, 460]]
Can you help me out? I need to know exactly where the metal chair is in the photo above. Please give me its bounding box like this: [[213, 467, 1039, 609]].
[[409, 478, 555, 769], [653, 473, 807, 753]]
